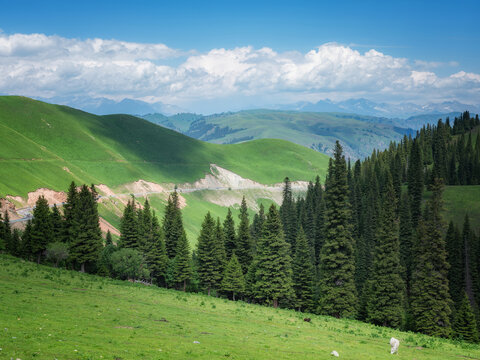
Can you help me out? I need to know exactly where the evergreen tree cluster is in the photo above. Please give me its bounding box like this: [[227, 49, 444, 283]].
[[3, 182, 103, 272]]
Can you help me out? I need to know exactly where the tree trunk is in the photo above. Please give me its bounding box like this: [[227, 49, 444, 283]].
[[208, 287, 211, 296], [37, 252, 41, 264], [273, 298, 278, 308], [80, 262, 85, 273], [183, 279, 186, 292], [233, 292, 236, 301]]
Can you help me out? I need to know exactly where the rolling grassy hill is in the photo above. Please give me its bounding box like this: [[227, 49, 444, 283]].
[[160, 110, 414, 160], [1, 254, 479, 360], [0, 96, 329, 198]]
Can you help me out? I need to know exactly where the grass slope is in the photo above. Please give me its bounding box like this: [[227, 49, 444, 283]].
[[443, 185, 480, 231], [184, 110, 411, 159], [0, 97, 329, 198], [1, 255, 479, 359]]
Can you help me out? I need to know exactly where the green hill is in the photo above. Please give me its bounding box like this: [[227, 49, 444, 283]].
[[1, 254, 479, 360], [176, 110, 413, 160], [0, 96, 329, 198]]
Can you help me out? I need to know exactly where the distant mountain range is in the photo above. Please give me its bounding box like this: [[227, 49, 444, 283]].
[[35, 95, 480, 120], [275, 98, 480, 119], [141, 110, 418, 160], [35, 95, 186, 116]]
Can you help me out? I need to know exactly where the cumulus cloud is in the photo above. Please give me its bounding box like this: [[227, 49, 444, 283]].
[[0, 32, 479, 109]]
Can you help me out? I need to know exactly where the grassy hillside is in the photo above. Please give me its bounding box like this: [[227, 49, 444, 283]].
[[443, 186, 480, 230], [182, 110, 413, 159], [1, 255, 479, 360], [0, 96, 329, 198]]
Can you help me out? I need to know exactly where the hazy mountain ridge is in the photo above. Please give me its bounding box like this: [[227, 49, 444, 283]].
[[278, 98, 480, 119], [142, 110, 416, 160]]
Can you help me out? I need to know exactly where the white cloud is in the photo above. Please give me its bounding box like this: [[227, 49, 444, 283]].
[[0, 32, 479, 110]]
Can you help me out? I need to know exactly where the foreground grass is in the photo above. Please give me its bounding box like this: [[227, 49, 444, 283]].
[[1, 256, 479, 359]]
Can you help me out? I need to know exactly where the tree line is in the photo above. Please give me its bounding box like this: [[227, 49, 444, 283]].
[[0, 111, 479, 343]]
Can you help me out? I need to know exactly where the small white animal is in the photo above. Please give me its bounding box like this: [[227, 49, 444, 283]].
[[390, 337, 400, 354], [331, 350, 339, 357]]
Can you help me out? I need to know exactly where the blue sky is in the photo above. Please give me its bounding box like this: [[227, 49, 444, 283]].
[[0, 0, 479, 112]]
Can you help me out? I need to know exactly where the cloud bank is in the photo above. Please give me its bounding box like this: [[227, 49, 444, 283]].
[[0, 32, 479, 112]]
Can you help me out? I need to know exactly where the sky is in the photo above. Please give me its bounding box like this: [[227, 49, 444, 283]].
[[0, 0, 479, 113]]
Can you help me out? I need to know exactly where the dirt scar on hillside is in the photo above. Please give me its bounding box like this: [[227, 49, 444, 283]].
[[2, 164, 308, 230]]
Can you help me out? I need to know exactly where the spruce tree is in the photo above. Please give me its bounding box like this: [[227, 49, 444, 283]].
[[250, 203, 265, 254], [410, 178, 452, 337], [293, 227, 315, 312], [408, 139, 424, 228], [214, 217, 227, 274], [366, 172, 405, 328], [221, 253, 245, 301], [174, 232, 192, 291], [31, 196, 53, 263], [318, 141, 357, 318], [223, 208, 236, 259], [197, 212, 222, 295], [453, 292, 479, 343], [63, 181, 78, 243], [69, 185, 102, 272], [446, 221, 465, 308], [144, 214, 168, 285], [280, 177, 297, 249], [399, 191, 414, 291], [236, 197, 252, 273], [163, 189, 185, 259], [2, 211, 12, 254], [253, 204, 294, 308], [105, 230, 113, 246], [97, 230, 117, 276], [10, 229, 21, 257], [119, 197, 139, 249], [50, 204, 63, 243], [463, 215, 480, 312], [20, 220, 33, 261], [138, 198, 153, 251]]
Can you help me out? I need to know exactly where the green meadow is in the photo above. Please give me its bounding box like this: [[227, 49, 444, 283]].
[[1, 255, 479, 360]]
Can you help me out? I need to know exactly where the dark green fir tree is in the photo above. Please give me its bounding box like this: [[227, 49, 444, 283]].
[[197, 212, 222, 295], [318, 141, 357, 318], [293, 227, 315, 312], [236, 197, 252, 273], [410, 178, 452, 337], [253, 204, 294, 308], [119, 197, 139, 249], [366, 172, 405, 328], [221, 253, 245, 301], [223, 208, 236, 259], [163, 189, 185, 259], [69, 185, 102, 272], [453, 292, 479, 343], [31, 196, 53, 263], [174, 232, 192, 291]]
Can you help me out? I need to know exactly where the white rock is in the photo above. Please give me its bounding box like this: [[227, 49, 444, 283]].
[[331, 350, 339, 357], [390, 337, 400, 354]]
